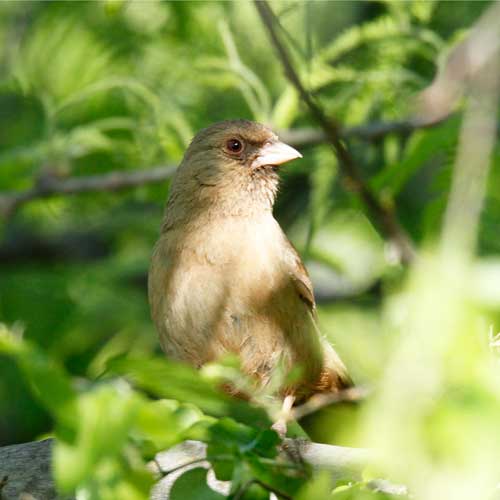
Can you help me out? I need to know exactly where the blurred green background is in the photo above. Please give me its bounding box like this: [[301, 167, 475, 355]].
[[1, 1, 499, 499]]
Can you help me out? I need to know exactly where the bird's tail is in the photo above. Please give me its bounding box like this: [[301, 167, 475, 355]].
[[318, 338, 353, 391]]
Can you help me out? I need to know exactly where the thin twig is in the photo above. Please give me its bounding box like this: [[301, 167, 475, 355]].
[[255, 0, 415, 264], [153, 453, 303, 478], [0, 165, 176, 219], [441, 62, 500, 256], [0, 118, 443, 221], [292, 386, 370, 421], [279, 119, 421, 148], [234, 478, 293, 500], [414, 0, 500, 126], [153, 454, 234, 477]]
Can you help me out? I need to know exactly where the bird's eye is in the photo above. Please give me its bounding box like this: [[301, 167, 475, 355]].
[[225, 138, 243, 154]]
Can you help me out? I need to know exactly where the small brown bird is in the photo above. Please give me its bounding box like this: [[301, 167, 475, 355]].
[[149, 120, 351, 427]]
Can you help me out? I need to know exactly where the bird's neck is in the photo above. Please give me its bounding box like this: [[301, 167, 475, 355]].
[[161, 167, 280, 232]]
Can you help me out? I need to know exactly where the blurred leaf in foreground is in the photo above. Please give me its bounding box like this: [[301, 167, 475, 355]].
[[108, 355, 271, 427]]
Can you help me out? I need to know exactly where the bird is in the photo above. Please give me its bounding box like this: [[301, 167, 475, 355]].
[[148, 119, 352, 432]]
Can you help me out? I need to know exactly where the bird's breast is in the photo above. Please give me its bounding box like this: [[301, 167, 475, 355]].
[[190, 214, 283, 275], [151, 214, 318, 388]]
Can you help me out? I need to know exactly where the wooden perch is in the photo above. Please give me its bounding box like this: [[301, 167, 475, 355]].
[[0, 437, 403, 500], [0, 439, 57, 500]]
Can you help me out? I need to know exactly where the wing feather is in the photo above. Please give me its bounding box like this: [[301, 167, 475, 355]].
[[282, 235, 353, 392], [283, 239, 316, 314]]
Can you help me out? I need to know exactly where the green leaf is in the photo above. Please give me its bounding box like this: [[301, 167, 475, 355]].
[[234, 481, 269, 500], [14, 17, 115, 107], [371, 117, 460, 196], [207, 443, 235, 482], [0, 325, 77, 431], [206, 418, 254, 481], [135, 399, 207, 456], [206, 420, 281, 482], [252, 429, 280, 458], [271, 86, 299, 129], [317, 16, 405, 64], [169, 468, 226, 500], [331, 481, 397, 499], [245, 453, 305, 498], [209, 418, 256, 448], [296, 472, 333, 500], [108, 356, 270, 427], [73, 459, 153, 500], [218, 21, 271, 122], [53, 384, 141, 492]]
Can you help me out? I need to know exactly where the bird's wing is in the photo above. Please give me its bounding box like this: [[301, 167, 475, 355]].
[[283, 238, 316, 314], [282, 234, 353, 391], [148, 239, 168, 337]]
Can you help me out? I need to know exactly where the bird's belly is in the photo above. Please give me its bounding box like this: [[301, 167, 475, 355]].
[[162, 260, 319, 388], [162, 257, 280, 355], [155, 217, 322, 388]]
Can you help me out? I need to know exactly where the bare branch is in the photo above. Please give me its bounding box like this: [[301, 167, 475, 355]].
[[254, 0, 416, 264], [7, 1, 490, 231], [0, 165, 176, 219], [440, 22, 500, 256], [0, 118, 439, 222], [0, 436, 409, 499], [292, 386, 370, 421], [414, 1, 500, 125], [279, 119, 423, 148], [0, 439, 57, 499], [0, 438, 373, 499], [234, 478, 293, 500]]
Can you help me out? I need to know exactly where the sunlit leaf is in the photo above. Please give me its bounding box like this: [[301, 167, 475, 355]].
[[169, 467, 226, 500], [0, 325, 77, 431], [108, 356, 270, 427]]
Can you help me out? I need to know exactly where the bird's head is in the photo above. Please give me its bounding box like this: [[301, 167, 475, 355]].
[[165, 120, 302, 225], [183, 119, 301, 175]]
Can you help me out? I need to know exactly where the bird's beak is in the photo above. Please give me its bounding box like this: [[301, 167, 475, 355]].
[[251, 140, 302, 169]]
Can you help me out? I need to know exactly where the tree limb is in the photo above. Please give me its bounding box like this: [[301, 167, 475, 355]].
[[279, 119, 422, 148], [0, 439, 57, 500], [0, 437, 405, 500], [255, 0, 416, 264], [414, 0, 500, 126], [0, 116, 443, 222], [0, 228, 112, 263], [0, 165, 177, 219], [292, 386, 370, 421]]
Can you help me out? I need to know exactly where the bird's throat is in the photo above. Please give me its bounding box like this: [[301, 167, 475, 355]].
[[162, 166, 280, 232]]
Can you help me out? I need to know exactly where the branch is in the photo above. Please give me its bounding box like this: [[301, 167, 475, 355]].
[[0, 438, 408, 499], [440, 10, 500, 256], [0, 165, 176, 219], [0, 228, 112, 263], [255, 0, 416, 264], [0, 116, 443, 223], [279, 119, 421, 148], [292, 386, 370, 421], [0, 439, 57, 499], [414, 0, 500, 126], [8, 0, 488, 228]]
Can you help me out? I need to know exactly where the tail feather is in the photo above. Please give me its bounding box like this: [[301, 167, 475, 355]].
[[315, 338, 353, 392]]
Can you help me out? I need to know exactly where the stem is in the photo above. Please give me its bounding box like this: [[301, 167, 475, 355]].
[[254, 0, 415, 264]]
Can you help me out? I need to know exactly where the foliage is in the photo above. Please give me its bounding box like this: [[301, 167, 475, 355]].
[[0, 1, 499, 499]]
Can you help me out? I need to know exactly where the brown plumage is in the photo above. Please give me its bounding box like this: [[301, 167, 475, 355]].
[[148, 119, 351, 407]]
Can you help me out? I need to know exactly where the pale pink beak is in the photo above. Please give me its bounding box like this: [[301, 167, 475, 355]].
[[251, 141, 302, 169]]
